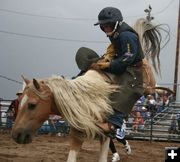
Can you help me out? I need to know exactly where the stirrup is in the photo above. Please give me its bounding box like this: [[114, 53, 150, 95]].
[[96, 123, 117, 138], [104, 123, 117, 138]]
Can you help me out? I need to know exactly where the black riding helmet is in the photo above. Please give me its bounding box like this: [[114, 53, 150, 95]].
[[94, 7, 123, 26]]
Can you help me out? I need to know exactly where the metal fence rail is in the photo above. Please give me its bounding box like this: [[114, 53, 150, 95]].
[[125, 103, 180, 142]]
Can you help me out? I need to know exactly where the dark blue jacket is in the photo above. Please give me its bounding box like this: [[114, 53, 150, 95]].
[[106, 22, 144, 75]]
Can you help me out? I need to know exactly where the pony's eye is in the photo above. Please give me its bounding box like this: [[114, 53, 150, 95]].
[[28, 103, 36, 110]]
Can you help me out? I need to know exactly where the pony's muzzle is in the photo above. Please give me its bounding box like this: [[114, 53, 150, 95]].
[[12, 128, 32, 144]]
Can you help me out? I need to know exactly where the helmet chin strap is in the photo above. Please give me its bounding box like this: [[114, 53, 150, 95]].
[[106, 21, 123, 36]]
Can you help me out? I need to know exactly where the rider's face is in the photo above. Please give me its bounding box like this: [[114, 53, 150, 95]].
[[100, 23, 113, 33]]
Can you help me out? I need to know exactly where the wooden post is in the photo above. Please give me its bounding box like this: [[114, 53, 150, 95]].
[[173, 0, 180, 100]]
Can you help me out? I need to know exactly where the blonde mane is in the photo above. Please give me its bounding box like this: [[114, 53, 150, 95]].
[[46, 70, 118, 139]]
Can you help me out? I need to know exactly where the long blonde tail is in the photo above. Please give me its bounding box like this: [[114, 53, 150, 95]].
[[133, 18, 170, 74]]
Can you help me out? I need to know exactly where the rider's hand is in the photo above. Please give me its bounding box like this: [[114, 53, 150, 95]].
[[96, 62, 110, 69], [90, 63, 101, 70]]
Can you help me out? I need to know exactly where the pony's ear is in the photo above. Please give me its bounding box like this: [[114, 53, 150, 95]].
[[33, 79, 40, 90], [21, 75, 30, 85]]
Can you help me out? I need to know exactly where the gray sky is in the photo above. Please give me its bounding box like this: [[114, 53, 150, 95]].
[[0, 0, 179, 100]]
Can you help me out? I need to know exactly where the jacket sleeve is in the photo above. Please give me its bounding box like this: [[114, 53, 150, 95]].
[[108, 31, 138, 75]]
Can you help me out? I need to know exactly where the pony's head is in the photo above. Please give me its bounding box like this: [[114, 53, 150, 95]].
[[12, 76, 55, 144]]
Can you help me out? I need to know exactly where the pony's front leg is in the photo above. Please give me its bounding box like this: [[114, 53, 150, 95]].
[[98, 137, 110, 162], [67, 130, 83, 162]]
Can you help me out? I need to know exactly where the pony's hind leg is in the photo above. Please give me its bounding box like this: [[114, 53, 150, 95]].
[[98, 137, 110, 162], [67, 131, 83, 162]]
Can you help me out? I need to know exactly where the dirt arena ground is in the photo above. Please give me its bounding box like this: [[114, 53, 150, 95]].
[[0, 134, 179, 162]]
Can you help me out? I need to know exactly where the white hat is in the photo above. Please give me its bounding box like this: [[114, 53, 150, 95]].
[[142, 107, 147, 111], [137, 100, 141, 104]]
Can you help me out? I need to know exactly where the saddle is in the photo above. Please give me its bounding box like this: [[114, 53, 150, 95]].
[[75, 46, 156, 96]]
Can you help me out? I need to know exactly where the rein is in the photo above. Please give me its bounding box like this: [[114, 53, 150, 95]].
[[100, 71, 115, 84]]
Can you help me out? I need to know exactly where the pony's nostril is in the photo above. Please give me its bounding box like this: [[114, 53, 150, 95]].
[[12, 128, 32, 144]]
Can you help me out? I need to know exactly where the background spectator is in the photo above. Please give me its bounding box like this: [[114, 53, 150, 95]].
[[156, 96, 163, 113], [168, 115, 177, 135], [6, 109, 14, 133], [56, 117, 70, 137], [48, 114, 57, 136], [132, 112, 144, 132], [7, 90, 23, 120], [176, 111, 180, 132], [162, 94, 170, 108], [145, 95, 156, 117]]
